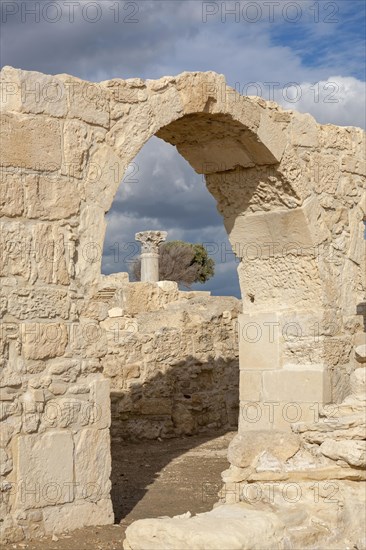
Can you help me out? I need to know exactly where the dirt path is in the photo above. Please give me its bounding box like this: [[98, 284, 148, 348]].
[[6, 431, 235, 550]]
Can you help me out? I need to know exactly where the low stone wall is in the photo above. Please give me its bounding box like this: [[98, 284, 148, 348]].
[[98, 278, 241, 440]]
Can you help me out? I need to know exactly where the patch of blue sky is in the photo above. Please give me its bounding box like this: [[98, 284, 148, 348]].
[[269, 0, 365, 80]]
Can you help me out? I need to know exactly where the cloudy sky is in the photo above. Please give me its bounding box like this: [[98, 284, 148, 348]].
[[1, 0, 365, 296]]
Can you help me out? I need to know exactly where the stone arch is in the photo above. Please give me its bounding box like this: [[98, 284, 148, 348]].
[[66, 69, 365, 435], [78, 72, 297, 285], [1, 66, 365, 542], [77, 71, 342, 434]]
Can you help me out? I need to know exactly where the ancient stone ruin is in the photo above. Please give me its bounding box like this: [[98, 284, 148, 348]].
[[0, 66, 365, 548]]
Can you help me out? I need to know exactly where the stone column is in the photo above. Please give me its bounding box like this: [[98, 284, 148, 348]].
[[135, 230, 167, 282]]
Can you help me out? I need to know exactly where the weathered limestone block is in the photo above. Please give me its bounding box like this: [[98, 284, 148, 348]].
[[310, 151, 343, 195], [147, 85, 184, 130], [62, 119, 92, 179], [57, 74, 110, 127], [90, 378, 111, 430], [7, 288, 70, 319], [105, 78, 148, 115], [176, 72, 227, 116], [0, 172, 24, 217], [39, 397, 86, 430], [84, 143, 125, 211], [348, 366, 366, 398], [0, 221, 32, 279], [294, 415, 366, 443], [108, 307, 123, 318], [47, 358, 80, 377], [246, 365, 366, 486], [348, 205, 365, 265], [0, 447, 13, 475], [239, 371, 262, 401], [355, 344, 366, 363], [261, 367, 331, 404], [256, 109, 287, 164], [0, 516, 24, 545], [24, 174, 80, 220], [319, 439, 366, 468], [123, 504, 286, 550], [229, 201, 326, 259], [341, 154, 366, 176], [0, 113, 62, 170], [100, 281, 180, 317], [74, 427, 111, 502], [14, 430, 74, 509], [228, 430, 299, 469], [238, 312, 280, 371], [238, 481, 366, 550], [319, 124, 354, 151], [32, 223, 70, 285], [276, 147, 313, 202], [290, 112, 319, 148], [281, 336, 352, 375], [106, 101, 155, 160], [75, 203, 106, 285], [0, 66, 68, 118], [69, 318, 108, 359], [170, 402, 195, 435], [41, 499, 113, 534], [177, 136, 254, 174], [103, 356, 138, 379], [207, 165, 300, 219], [22, 323, 68, 360], [0, 423, 14, 448], [157, 108, 284, 174], [81, 299, 109, 321], [3, 377, 22, 400], [238, 255, 323, 309], [140, 397, 172, 416]]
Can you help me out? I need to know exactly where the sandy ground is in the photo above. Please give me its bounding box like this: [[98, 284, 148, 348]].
[[5, 430, 235, 550]]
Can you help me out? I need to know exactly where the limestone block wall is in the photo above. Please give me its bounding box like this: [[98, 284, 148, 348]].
[[97, 279, 240, 440], [205, 109, 366, 435], [0, 68, 117, 543], [0, 65, 365, 543]]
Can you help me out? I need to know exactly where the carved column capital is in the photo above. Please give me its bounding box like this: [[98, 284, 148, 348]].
[[135, 230, 167, 254]]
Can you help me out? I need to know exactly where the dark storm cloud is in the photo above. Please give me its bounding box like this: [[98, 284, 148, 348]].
[[0, 1, 202, 79], [2, 0, 363, 84], [110, 138, 222, 231]]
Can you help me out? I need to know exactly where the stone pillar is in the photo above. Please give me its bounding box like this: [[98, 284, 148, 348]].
[[135, 230, 167, 282], [238, 311, 332, 433]]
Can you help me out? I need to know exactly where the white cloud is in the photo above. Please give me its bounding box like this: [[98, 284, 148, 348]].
[[277, 76, 366, 128]]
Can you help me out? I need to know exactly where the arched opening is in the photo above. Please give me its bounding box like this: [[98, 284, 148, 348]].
[[77, 74, 293, 302], [100, 134, 242, 522], [102, 135, 241, 297]]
